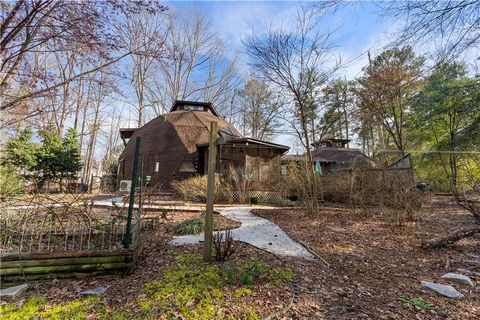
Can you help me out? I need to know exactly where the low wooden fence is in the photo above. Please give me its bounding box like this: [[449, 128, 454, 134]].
[[216, 190, 283, 204], [0, 198, 149, 282], [0, 250, 134, 282]]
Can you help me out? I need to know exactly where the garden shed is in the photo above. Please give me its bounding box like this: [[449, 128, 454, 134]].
[[117, 100, 289, 190]]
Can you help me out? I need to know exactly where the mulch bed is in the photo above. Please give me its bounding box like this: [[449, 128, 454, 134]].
[[253, 196, 480, 319]]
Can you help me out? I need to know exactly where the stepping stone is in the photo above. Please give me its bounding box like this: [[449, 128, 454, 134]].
[[441, 273, 474, 287], [0, 284, 28, 301], [457, 268, 480, 277], [81, 286, 110, 296], [421, 281, 464, 298]]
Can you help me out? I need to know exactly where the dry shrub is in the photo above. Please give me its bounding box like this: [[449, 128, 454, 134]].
[[277, 161, 320, 213], [349, 166, 425, 225], [227, 165, 258, 203], [213, 229, 238, 261], [455, 158, 480, 221], [380, 182, 424, 226], [320, 165, 425, 225], [171, 175, 232, 203]]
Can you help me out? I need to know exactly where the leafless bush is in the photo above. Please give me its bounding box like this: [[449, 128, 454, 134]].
[[171, 175, 232, 203], [422, 155, 480, 248], [213, 229, 238, 261], [380, 182, 424, 226], [0, 192, 131, 253], [456, 158, 480, 221], [321, 165, 425, 225], [277, 161, 321, 214], [228, 165, 258, 204]]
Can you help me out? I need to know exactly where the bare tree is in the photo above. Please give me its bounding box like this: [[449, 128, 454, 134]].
[[384, 1, 480, 63], [147, 10, 238, 115], [0, 1, 165, 115], [236, 78, 282, 140], [81, 69, 117, 184], [245, 6, 339, 213], [115, 10, 167, 126]]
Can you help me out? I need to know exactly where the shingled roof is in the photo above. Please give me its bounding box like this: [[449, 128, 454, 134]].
[[118, 102, 241, 188], [313, 147, 376, 168], [281, 146, 373, 166]]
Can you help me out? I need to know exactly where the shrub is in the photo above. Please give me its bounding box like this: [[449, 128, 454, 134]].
[[213, 229, 237, 261], [276, 161, 320, 212], [172, 175, 232, 203], [0, 165, 25, 200], [173, 218, 205, 235]]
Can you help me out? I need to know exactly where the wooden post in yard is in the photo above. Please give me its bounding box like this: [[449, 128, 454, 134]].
[[203, 121, 218, 262], [123, 136, 141, 249]]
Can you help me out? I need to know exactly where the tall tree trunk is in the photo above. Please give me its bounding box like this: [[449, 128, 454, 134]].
[[73, 60, 85, 131], [299, 102, 319, 214]]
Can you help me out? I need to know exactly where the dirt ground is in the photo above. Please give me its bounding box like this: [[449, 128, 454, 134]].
[[3, 197, 480, 319], [154, 209, 242, 232], [10, 210, 290, 318], [253, 196, 480, 319]]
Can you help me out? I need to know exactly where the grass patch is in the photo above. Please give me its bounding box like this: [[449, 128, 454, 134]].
[[399, 296, 433, 311], [173, 218, 205, 235]]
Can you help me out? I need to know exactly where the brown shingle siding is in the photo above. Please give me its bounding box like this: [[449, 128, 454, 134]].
[[118, 109, 240, 190]]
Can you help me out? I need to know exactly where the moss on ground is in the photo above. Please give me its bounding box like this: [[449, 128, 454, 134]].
[[0, 296, 96, 320], [0, 253, 294, 320]]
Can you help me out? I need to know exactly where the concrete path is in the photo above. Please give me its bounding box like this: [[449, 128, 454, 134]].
[[170, 207, 314, 259]]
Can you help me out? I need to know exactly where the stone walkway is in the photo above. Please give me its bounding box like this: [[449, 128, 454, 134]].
[[170, 207, 314, 259]]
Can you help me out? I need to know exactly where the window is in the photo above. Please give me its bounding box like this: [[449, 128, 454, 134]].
[[117, 160, 122, 177], [155, 162, 160, 172], [180, 104, 206, 112], [119, 159, 125, 178], [178, 161, 196, 173], [281, 164, 287, 176]]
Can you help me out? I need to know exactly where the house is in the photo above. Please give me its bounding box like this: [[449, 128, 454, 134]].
[[312, 138, 374, 173], [117, 100, 289, 190], [280, 138, 373, 174]]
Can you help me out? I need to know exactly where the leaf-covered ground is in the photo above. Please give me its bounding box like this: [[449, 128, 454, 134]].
[[253, 196, 480, 319], [0, 211, 291, 319], [1, 198, 479, 319]]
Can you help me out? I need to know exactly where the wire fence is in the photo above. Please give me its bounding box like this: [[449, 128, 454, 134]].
[[0, 193, 143, 255], [372, 150, 480, 193]]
